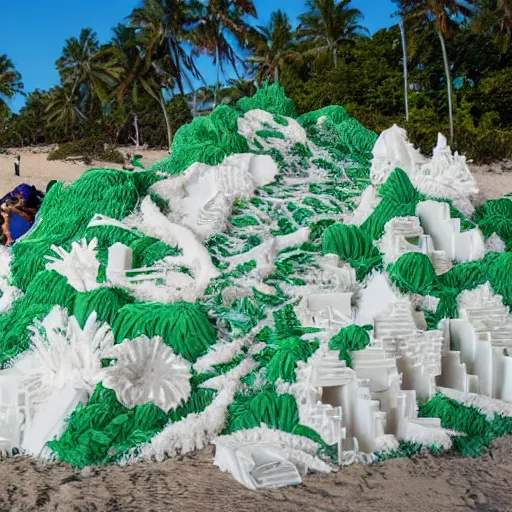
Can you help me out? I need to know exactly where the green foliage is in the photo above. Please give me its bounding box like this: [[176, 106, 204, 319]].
[[48, 137, 125, 164]]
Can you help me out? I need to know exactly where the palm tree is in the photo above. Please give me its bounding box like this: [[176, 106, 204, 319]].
[[298, 0, 368, 69], [129, 0, 200, 95], [399, 0, 476, 144], [474, 0, 512, 51], [114, 29, 178, 149], [219, 77, 256, 104], [56, 28, 124, 114], [43, 85, 87, 139], [0, 55, 24, 119], [189, 0, 258, 107], [247, 10, 302, 83], [128, 0, 203, 149], [391, 2, 410, 121]]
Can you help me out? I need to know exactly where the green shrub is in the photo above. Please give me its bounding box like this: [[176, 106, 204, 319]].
[[48, 137, 125, 164]]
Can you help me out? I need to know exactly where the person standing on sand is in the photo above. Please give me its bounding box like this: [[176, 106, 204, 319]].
[[14, 154, 20, 176]]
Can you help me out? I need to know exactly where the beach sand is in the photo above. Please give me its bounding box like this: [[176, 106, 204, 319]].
[[0, 437, 510, 512], [0, 147, 169, 196], [0, 148, 511, 511], [1, 147, 511, 200]]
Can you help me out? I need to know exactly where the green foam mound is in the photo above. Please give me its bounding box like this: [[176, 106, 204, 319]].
[[254, 336, 319, 383], [298, 105, 349, 128], [388, 253, 437, 296], [0, 302, 53, 366], [334, 117, 378, 157], [113, 302, 217, 362], [1, 83, 511, 469], [151, 105, 249, 175], [475, 197, 512, 249], [24, 270, 77, 311], [329, 324, 371, 367], [485, 252, 512, 308], [47, 384, 169, 467], [225, 386, 299, 434], [419, 393, 512, 457], [47, 383, 216, 467], [73, 287, 135, 328], [322, 224, 382, 279], [11, 170, 143, 291], [237, 82, 297, 118], [362, 168, 420, 239]]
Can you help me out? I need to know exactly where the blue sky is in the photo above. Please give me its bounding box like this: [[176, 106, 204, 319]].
[[1, 0, 395, 112]]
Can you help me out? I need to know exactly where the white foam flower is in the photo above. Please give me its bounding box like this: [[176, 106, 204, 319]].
[[102, 336, 192, 412], [45, 238, 101, 292], [23, 307, 115, 399]]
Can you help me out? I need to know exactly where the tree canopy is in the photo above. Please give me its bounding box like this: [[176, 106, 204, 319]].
[[1, 0, 512, 162]]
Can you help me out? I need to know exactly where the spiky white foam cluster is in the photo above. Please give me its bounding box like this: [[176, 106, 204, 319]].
[[103, 336, 192, 412], [45, 238, 101, 292]]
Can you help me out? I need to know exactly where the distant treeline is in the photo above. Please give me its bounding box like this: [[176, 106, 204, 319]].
[[1, 0, 512, 162]]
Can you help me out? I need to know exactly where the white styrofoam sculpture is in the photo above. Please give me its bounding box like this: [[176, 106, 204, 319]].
[[371, 125, 478, 215], [370, 124, 427, 185], [346, 185, 382, 226], [354, 271, 398, 327], [150, 153, 278, 240], [238, 110, 308, 153], [416, 200, 485, 262], [126, 359, 258, 463], [22, 386, 89, 458], [0, 308, 114, 456], [485, 233, 507, 253], [212, 426, 331, 490], [418, 133, 478, 215], [437, 283, 512, 401], [89, 196, 220, 302]]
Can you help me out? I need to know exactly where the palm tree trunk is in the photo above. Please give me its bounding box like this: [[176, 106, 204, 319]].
[[399, 19, 409, 121], [274, 67, 279, 83], [438, 30, 454, 145], [333, 46, 338, 69], [214, 42, 220, 108], [133, 114, 140, 147], [159, 91, 173, 152]]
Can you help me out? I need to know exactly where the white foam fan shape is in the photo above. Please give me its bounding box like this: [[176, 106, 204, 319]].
[[103, 336, 192, 413], [26, 307, 115, 397], [45, 238, 101, 292]]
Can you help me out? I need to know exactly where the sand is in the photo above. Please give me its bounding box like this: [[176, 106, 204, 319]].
[[0, 147, 169, 196], [0, 148, 511, 511], [1, 147, 511, 200], [0, 437, 510, 512]]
